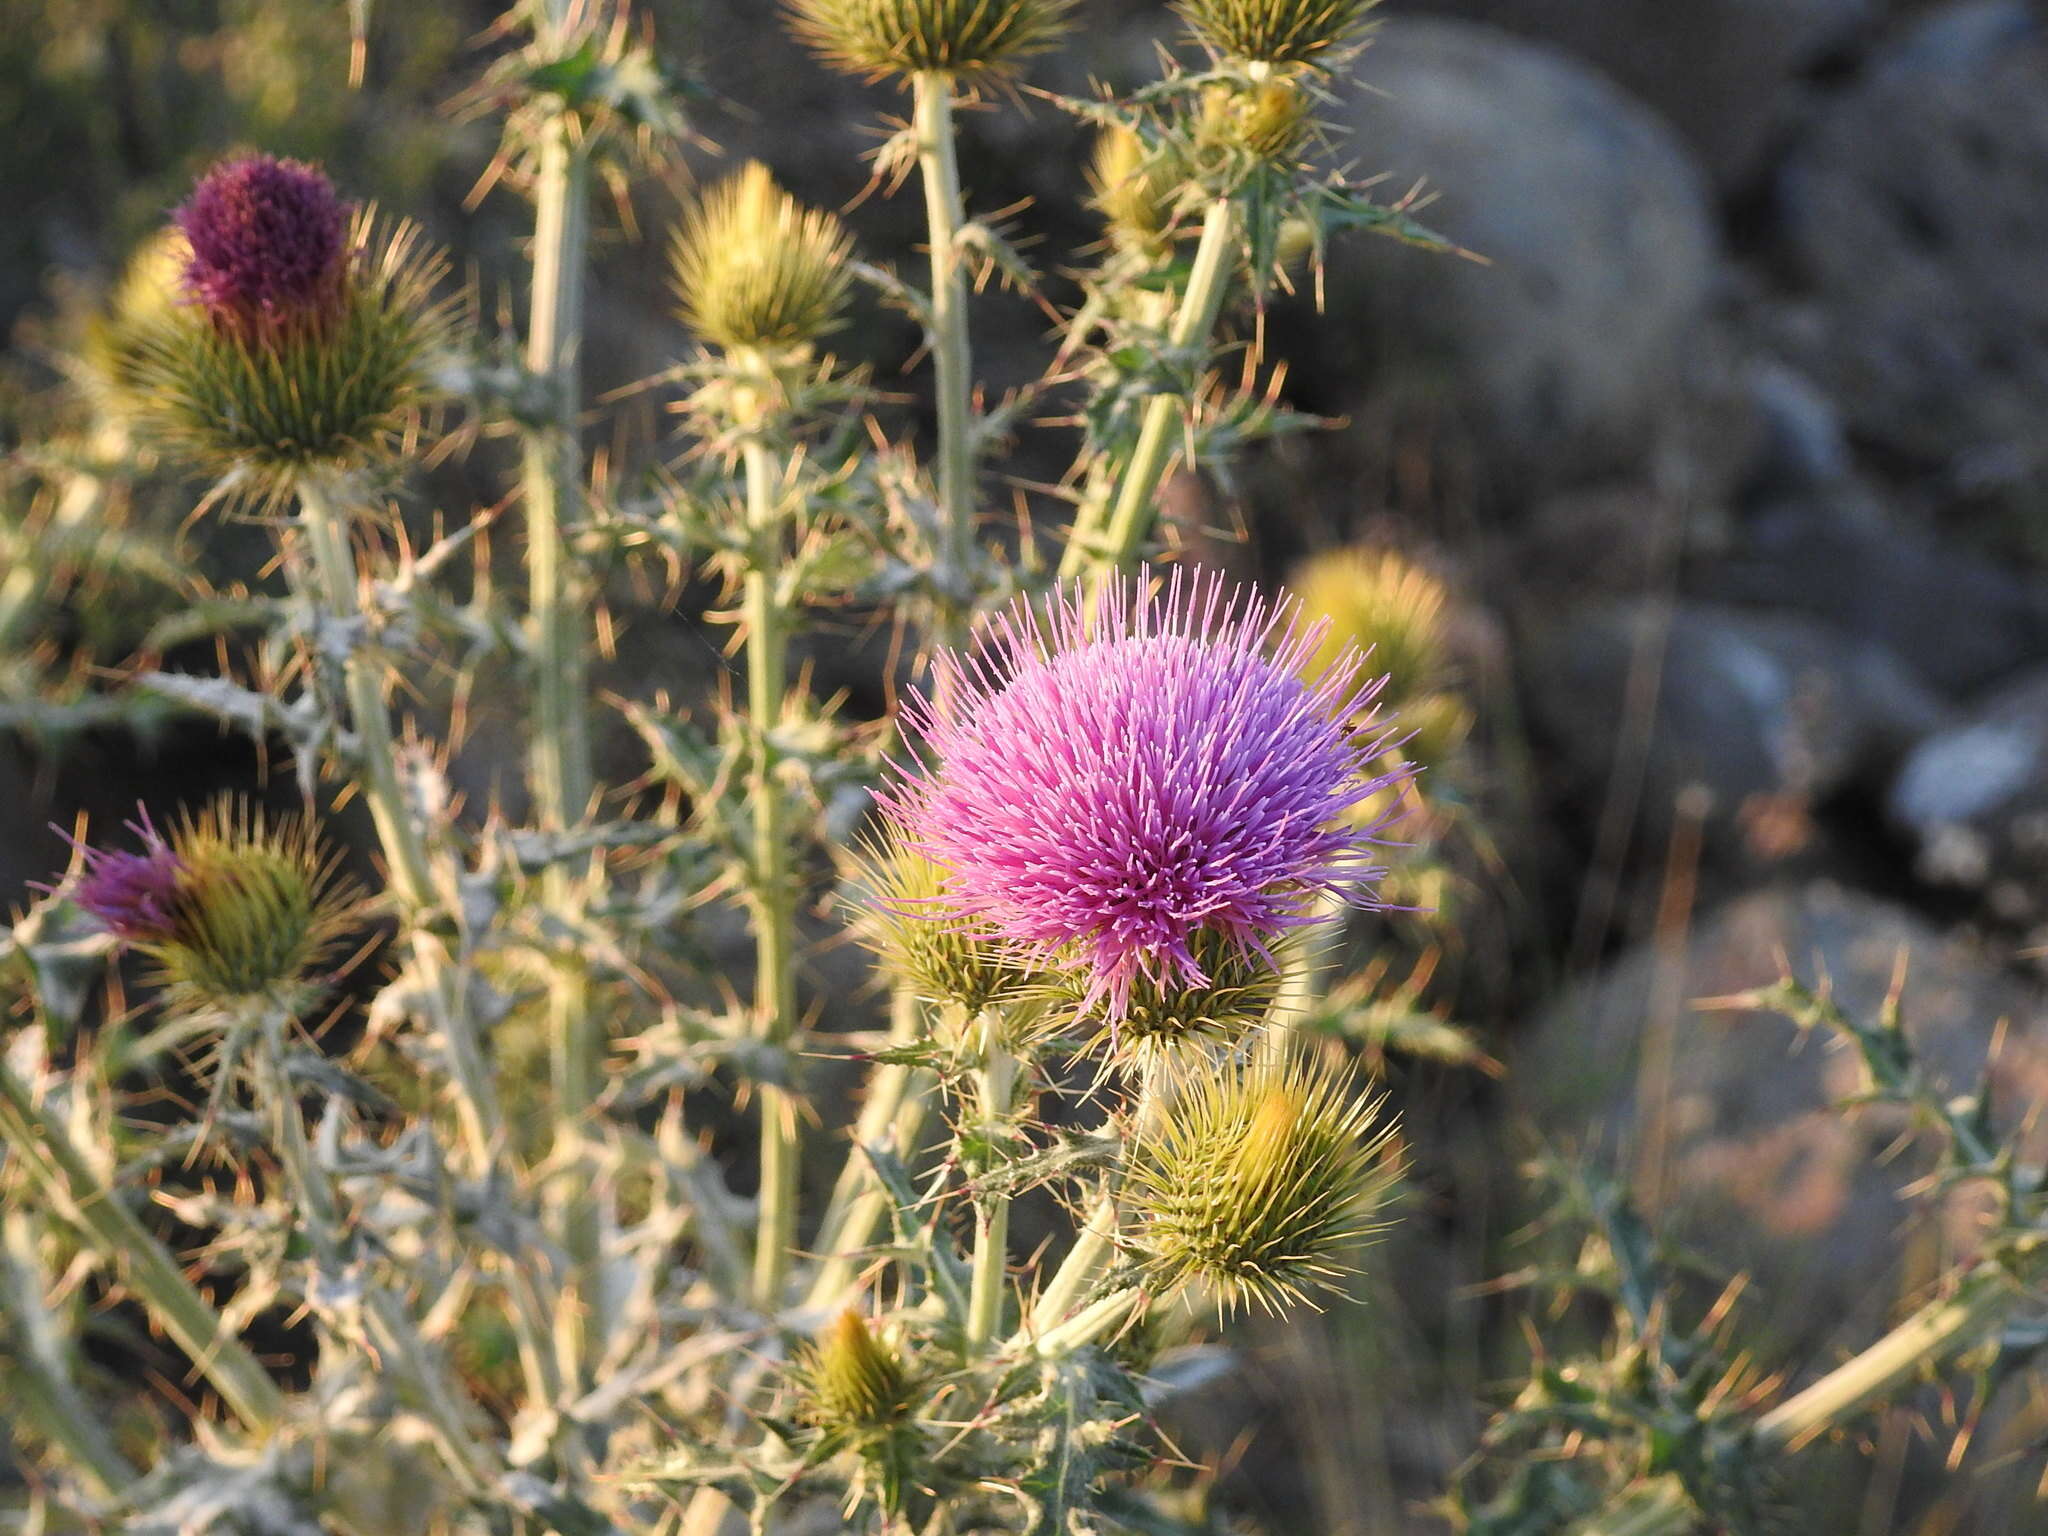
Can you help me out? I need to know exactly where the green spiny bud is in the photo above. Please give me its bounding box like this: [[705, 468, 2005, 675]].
[[1197, 77, 1316, 166], [785, 0, 1077, 81], [1089, 125, 1188, 257], [1126, 1059, 1399, 1314], [797, 1310, 919, 1433], [671, 162, 855, 356], [855, 841, 1037, 1017], [103, 159, 462, 505], [1176, 0, 1381, 71], [1292, 545, 1454, 706]]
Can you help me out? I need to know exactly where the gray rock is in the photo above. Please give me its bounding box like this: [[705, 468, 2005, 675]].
[[1305, 19, 1719, 495], [1524, 599, 1950, 840], [1889, 665, 2048, 926], [1409, 0, 1876, 186], [1777, 1, 2048, 496], [1706, 488, 2048, 695], [1515, 881, 2048, 1356]]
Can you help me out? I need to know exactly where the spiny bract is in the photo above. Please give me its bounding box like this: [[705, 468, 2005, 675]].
[[785, 0, 1077, 81], [1176, 0, 1381, 71], [671, 161, 854, 355], [885, 567, 1406, 1023]]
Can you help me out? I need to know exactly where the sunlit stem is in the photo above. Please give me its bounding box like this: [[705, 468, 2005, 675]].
[[1025, 1191, 1119, 1337], [807, 988, 933, 1310], [913, 71, 976, 648], [1031, 1286, 1143, 1358], [965, 1028, 1017, 1355], [1061, 197, 1239, 581], [740, 419, 802, 1313], [0, 1055, 283, 1435], [0, 1214, 137, 1496]]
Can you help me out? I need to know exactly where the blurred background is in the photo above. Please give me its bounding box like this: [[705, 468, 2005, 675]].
[[5, 1, 2048, 1531]]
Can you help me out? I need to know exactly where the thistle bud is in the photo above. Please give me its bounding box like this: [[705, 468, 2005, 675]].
[[1197, 77, 1316, 167], [797, 1310, 919, 1433], [785, 0, 1076, 81], [671, 162, 855, 357], [62, 800, 360, 1014], [1176, 0, 1381, 72], [1292, 546, 1451, 702], [1089, 126, 1186, 257], [856, 842, 1036, 1018], [106, 154, 462, 502], [1046, 925, 1281, 1058], [1126, 1060, 1398, 1314]]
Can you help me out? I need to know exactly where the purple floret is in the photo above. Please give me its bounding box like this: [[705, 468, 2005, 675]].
[[885, 567, 1409, 1021], [69, 810, 186, 944], [177, 155, 350, 333]]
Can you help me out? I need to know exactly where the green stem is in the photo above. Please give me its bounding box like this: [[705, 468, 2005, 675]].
[[964, 1040, 1016, 1355], [912, 71, 975, 646], [1060, 197, 1239, 582], [296, 472, 436, 910], [1031, 1286, 1142, 1358], [1025, 1192, 1118, 1338], [742, 431, 801, 1313], [0, 1057, 283, 1434], [0, 1215, 137, 1497], [806, 988, 933, 1311]]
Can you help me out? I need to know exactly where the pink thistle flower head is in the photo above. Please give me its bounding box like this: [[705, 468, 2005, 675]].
[[176, 155, 350, 335], [67, 809, 186, 944], [885, 568, 1408, 1022]]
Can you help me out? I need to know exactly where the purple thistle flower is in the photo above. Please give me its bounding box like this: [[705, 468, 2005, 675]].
[[885, 568, 1408, 1020], [66, 809, 187, 944], [176, 155, 350, 334]]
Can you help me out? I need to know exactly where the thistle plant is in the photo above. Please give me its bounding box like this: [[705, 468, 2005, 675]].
[[11, 3, 2028, 1534]]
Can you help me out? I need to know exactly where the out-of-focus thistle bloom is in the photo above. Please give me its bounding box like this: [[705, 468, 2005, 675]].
[[884, 568, 1407, 1026], [1089, 125, 1187, 258], [59, 799, 361, 1013], [1126, 1059, 1399, 1313], [791, 1310, 925, 1520], [101, 154, 461, 501], [785, 0, 1077, 81], [1176, 0, 1381, 71], [1196, 76, 1316, 167], [856, 841, 1037, 1018], [176, 156, 349, 337], [671, 162, 855, 356]]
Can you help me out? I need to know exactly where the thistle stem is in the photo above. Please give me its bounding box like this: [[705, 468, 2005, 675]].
[[913, 71, 976, 646], [1031, 1286, 1142, 1358], [0, 1055, 283, 1435], [0, 1215, 137, 1496], [1060, 197, 1238, 581], [742, 430, 801, 1313], [1025, 1192, 1119, 1337], [297, 472, 436, 910], [965, 1039, 1016, 1355]]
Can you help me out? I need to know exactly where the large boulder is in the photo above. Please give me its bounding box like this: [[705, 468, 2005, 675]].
[[1776, 0, 2048, 519], [1515, 881, 2048, 1357], [1890, 664, 2048, 934], [1409, 0, 1875, 187], [1299, 19, 1719, 496]]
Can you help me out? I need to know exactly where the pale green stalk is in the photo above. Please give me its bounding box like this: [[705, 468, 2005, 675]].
[[0, 1215, 136, 1497], [0, 1055, 283, 1435], [965, 1035, 1017, 1355], [912, 72, 975, 647], [1031, 1286, 1142, 1357], [806, 988, 934, 1310], [741, 428, 801, 1312], [1060, 198, 1239, 580], [1025, 1192, 1118, 1337]]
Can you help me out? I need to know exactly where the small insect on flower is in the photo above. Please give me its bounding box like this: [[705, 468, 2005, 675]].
[[785, 0, 1077, 81], [884, 567, 1408, 1029], [1176, 0, 1381, 72], [101, 154, 463, 503], [1125, 1059, 1400, 1314], [58, 799, 362, 1015], [671, 162, 855, 356]]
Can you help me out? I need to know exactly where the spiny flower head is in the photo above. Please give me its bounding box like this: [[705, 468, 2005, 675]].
[[102, 156, 462, 503], [672, 162, 854, 355], [1176, 0, 1381, 72], [58, 799, 361, 1013], [1291, 545, 1452, 703], [1126, 1059, 1399, 1313], [176, 155, 350, 337], [855, 840, 1038, 1018], [885, 568, 1407, 1024], [790, 1310, 927, 1522], [785, 0, 1077, 81], [1089, 125, 1188, 257]]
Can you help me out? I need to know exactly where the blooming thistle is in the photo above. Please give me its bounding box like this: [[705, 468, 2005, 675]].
[[883, 568, 1408, 1030], [56, 799, 361, 1014], [785, 0, 1077, 82], [1176, 0, 1381, 72], [1125, 1058, 1399, 1313], [102, 154, 462, 503]]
